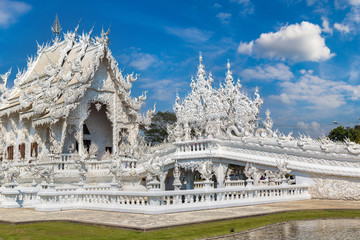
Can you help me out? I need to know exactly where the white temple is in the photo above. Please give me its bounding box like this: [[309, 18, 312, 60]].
[[0, 20, 359, 214]]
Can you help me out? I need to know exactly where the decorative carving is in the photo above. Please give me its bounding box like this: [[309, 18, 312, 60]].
[[244, 162, 257, 180], [309, 175, 360, 200], [109, 158, 125, 190]]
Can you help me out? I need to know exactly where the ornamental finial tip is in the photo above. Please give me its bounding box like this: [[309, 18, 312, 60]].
[[51, 14, 61, 36], [199, 51, 203, 63], [227, 59, 231, 70]]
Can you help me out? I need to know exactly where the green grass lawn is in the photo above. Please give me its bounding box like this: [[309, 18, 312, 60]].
[[0, 210, 359, 240]]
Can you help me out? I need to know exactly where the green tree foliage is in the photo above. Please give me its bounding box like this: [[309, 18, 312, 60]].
[[327, 125, 360, 144], [144, 111, 177, 144]]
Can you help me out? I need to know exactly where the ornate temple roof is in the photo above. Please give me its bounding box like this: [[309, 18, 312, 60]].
[[0, 24, 149, 126]]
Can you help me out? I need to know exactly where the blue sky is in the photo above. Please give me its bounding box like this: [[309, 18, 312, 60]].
[[1, 0, 360, 137]]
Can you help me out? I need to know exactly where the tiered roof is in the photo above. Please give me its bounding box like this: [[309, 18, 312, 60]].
[[0, 25, 150, 126]]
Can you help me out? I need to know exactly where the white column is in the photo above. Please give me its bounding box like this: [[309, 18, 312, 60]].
[[213, 163, 228, 188], [112, 94, 118, 155], [159, 171, 168, 191]]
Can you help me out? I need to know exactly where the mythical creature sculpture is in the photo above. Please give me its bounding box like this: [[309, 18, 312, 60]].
[[345, 138, 360, 155], [276, 160, 291, 179], [243, 162, 257, 180], [74, 155, 88, 183], [1, 163, 21, 184], [28, 163, 56, 184], [109, 158, 125, 190], [198, 161, 213, 181], [144, 155, 166, 178]]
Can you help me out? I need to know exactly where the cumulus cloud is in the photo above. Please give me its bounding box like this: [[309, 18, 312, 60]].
[[334, 23, 350, 33], [129, 52, 158, 71], [240, 63, 294, 81], [237, 21, 335, 62], [271, 73, 360, 109], [0, 0, 31, 27], [216, 12, 231, 24], [322, 17, 333, 34], [165, 27, 213, 43], [238, 41, 253, 55]]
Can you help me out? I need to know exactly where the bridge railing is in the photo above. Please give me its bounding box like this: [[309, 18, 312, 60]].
[[31, 184, 309, 214], [174, 139, 219, 153]]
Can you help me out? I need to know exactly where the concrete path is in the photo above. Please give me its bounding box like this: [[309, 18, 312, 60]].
[[0, 200, 359, 231]]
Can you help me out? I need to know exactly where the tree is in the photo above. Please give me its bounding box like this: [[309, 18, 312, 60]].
[[143, 111, 177, 145], [327, 125, 360, 144]]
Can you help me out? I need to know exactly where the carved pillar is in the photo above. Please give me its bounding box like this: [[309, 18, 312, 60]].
[[77, 121, 84, 156], [59, 119, 68, 155], [77, 102, 87, 156], [173, 162, 182, 190], [112, 94, 118, 155], [185, 171, 193, 190], [213, 163, 228, 188], [159, 170, 168, 191]]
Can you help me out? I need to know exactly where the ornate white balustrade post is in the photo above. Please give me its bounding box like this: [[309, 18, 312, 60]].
[[148, 178, 161, 191], [36, 184, 60, 211], [1, 183, 20, 208]]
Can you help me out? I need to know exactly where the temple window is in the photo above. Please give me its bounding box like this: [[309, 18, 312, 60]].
[[83, 124, 90, 135], [31, 142, 38, 158], [7, 145, 14, 160], [19, 143, 25, 159], [105, 147, 112, 154], [83, 140, 91, 152]]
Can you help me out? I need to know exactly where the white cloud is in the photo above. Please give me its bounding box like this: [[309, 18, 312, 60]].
[[240, 63, 294, 81], [280, 93, 291, 105], [129, 52, 158, 71], [300, 69, 314, 74], [339, 5, 360, 33], [321, 17, 333, 34], [140, 78, 187, 101], [348, 0, 360, 5], [272, 73, 360, 109], [165, 27, 213, 43], [334, 23, 350, 33], [216, 12, 231, 24], [0, 0, 31, 27], [237, 21, 335, 62], [231, 0, 254, 15], [296, 121, 321, 132], [238, 41, 253, 55]]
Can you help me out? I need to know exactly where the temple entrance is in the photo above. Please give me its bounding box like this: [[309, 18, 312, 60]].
[[83, 103, 113, 159]]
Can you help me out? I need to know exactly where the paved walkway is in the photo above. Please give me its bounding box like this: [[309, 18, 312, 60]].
[[0, 200, 359, 231]]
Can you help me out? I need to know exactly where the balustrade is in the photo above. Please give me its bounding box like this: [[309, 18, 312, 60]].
[[175, 139, 219, 153], [33, 184, 310, 213], [225, 179, 245, 187]]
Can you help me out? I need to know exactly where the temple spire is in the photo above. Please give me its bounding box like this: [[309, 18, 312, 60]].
[[225, 59, 233, 84], [197, 52, 206, 82], [51, 14, 61, 42]]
